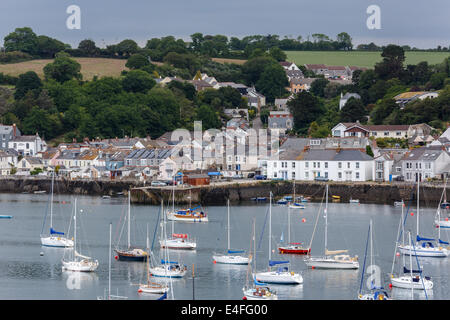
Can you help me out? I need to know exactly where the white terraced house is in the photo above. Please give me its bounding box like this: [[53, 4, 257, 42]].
[[265, 149, 374, 182]]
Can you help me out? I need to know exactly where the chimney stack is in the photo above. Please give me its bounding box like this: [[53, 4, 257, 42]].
[[12, 123, 16, 138]]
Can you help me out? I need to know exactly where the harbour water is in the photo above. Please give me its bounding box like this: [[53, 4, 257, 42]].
[[0, 192, 449, 300]]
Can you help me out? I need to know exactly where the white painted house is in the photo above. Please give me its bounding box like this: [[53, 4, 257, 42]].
[[9, 134, 47, 156]]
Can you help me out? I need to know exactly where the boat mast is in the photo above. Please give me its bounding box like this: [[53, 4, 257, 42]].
[[408, 231, 413, 299], [417, 180, 420, 238], [74, 198, 77, 258], [128, 191, 131, 249], [109, 222, 112, 300], [146, 224, 150, 285], [288, 202, 291, 244], [227, 198, 230, 251], [325, 184, 329, 254], [50, 170, 54, 230], [269, 192, 272, 262]]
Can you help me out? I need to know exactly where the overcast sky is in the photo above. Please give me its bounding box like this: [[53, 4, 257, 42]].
[[0, 0, 449, 49]]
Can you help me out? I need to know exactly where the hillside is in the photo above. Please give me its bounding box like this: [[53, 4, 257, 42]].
[[0, 57, 129, 80]]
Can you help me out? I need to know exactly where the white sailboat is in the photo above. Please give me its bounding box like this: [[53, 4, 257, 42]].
[[398, 180, 449, 257], [278, 203, 310, 255], [213, 199, 250, 265], [289, 181, 305, 209], [62, 199, 98, 272], [160, 183, 197, 250], [139, 224, 169, 294], [391, 231, 433, 291], [357, 220, 390, 300], [243, 218, 278, 300], [150, 201, 187, 278], [40, 172, 74, 248], [167, 189, 208, 222], [114, 191, 147, 261], [305, 185, 359, 269], [253, 192, 303, 285]]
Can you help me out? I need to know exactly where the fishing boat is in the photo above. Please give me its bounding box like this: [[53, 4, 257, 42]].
[[253, 193, 303, 285], [160, 181, 197, 249], [288, 181, 305, 209], [243, 218, 278, 300], [398, 181, 449, 257], [40, 173, 74, 248], [305, 185, 359, 269], [357, 220, 390, 300], [97, 223, 128, 300], [139, 225, 169, 294], [114, 192, 148, 261], [213, 199, 250, 265], [278, 204, 310, 255], [61, 199, 98, 272], [391, 231, 433, 291]]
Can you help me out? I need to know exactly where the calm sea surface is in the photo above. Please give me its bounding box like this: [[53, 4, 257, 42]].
[[0, 192, 449, 300]]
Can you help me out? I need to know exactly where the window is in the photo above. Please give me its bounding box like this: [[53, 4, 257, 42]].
[[338, 162, 342, 169], [356, 162, 360, 169], [305, 172, 309, 178], [338, 172, 342, 179], [396, 132, 402, 136], [305, 162, 309, 168], [384, 132, 389, 136], [292, 162, 295, 168], [292, 172, 296, 179], [317, 162, 320, 168], [325, 162, 328, 168], [356, 172, 360, 179], [313, 162, 316, 168], [274, 162, 277, 168], [377, 162, 383, 170], [26, 143, 29, 149], [325, 172, 328, 178], [347, 162, 350, 169], [283, 162, 288, 168]]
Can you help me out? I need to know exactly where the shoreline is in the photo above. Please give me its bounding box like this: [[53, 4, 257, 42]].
[[0, 176, 447, 207]]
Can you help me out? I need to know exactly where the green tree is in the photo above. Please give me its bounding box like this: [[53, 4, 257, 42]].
[[36, 35, 66, 58], [287, 91, 325, 134], [340, 97, 367, 122], [78, 39, 99, 56], [3, 27, 38, 55], [374, 45, 405, 80], [125, 54, 151, 70], [255, 63, 289, 103], [43, 53, 82, 83], [268, 47, 287, 62], [14, 71, 42, 100], [310, 78, 329, 97], [122, 70, 156, 93], [195, 104, 220, 130]]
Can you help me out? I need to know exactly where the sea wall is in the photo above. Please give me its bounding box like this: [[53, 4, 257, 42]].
[[0, 177, 446, 207]]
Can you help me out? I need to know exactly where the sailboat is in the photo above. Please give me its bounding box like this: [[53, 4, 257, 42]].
[[61, 199, 98, 272], [398, 180, 449, 257], [278, 203, 310, 255], [305, 185, 359, 269], [357, 220, 390, 300], [98, 223, 128, 300], [139, 224, 169, 294], [40, 172, 74, 248], [391, 231, 433, 290], [150, 201, 187, 278], [243, 218, 278, 300], [114, 191, 148, 261], [160, 182, 197, 250], [166, 188, 208, 222], [253, 192, 303, 284], [212, 199, 251, 265], [289, 181, 305, 209], [435, 178, 450, 228]]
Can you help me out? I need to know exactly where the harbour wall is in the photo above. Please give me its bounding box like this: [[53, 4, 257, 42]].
[[0, 177, 447, 207]]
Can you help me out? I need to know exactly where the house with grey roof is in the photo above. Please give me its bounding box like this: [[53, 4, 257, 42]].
[[265, 146, 374, 181], [8, 133, 46, 156], [400, 146, 450, 182], [0, 124, 20, 150], [268, 111, 293, 134]]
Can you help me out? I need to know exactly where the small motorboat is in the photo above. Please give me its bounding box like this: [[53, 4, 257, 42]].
[[394, 201, 404, 207], [276, 199, 288, 205], [0, 215, 12, 219], [349, 198, 360, 204]]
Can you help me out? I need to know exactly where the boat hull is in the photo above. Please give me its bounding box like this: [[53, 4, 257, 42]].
[[398, 244, 449, 257], [41, 236, 74, 248], [160, 239, 196, 250], [167, 213, 208, 223], [305, 257, 359, 269], [435, 219, 450, 229], [114, 249, 148, 261], [150, 266, 186, 278], [253, 271, 303, 284], [391, 276, 433, 290], [278, 246, 310, 255], [212, 254, 250, 265], [138, 284, 169, 294], [62, 259, 98, 272], [242, 288, 278, 300]]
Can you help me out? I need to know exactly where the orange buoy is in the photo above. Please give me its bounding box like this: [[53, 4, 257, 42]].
[[138, 289, 142, 293], [213, 260, 216, 264], [302, 218, 306, 223], [311, 266, 315, 270], [243, 296, 247, 300], [410, 212, 414, 216], [396, 252, 400, 257], [388, 283, 392, 289], [114, 256, 118, 260]]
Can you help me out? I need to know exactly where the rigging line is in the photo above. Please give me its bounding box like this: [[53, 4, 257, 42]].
[[359, 222, 371, 295], [412, 240, 428, 300], [397, 183, 417, 244], [308, 186, 325, 250], [150, 202, 162, 252], [256, 201, 270, 253], [40, 189, 52, 234]]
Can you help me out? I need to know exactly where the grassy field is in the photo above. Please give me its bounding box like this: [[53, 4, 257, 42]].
[[0, 57, 129, 80], [285, 51, 450, 68], [212, 57, 247, 65]]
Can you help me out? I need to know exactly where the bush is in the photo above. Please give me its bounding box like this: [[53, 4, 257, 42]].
[[0, 51, 32, 64]]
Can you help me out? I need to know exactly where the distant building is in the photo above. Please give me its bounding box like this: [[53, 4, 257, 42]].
[[400, 146, 450, 182], [8, 133, 46, 156], [394, 91, 439, 108], [279, 61, 300, 71], [268, 111, 293, 134], [0, 124, 21, 149]]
